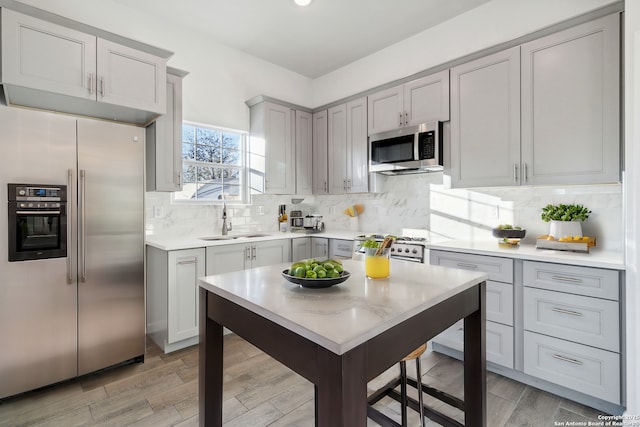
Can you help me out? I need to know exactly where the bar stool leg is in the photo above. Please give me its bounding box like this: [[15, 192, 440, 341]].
[[416, 356, 425, 427], [400, 360, 408, 427]]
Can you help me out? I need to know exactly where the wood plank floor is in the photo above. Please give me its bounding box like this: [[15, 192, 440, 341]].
[[0, 334, 607, 426]]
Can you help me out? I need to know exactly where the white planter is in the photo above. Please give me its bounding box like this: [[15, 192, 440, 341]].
[[549, 220, 583, 239]]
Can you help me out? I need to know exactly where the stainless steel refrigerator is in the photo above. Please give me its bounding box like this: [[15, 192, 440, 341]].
[[0, 105, 145, 399]]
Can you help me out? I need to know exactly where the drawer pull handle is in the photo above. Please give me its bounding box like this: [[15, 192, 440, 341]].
[[457, 263, 478, 269], [550, 275, 582, 284], [177, 259, 197, 265], [552, 307, 583, 317], [552, 354, 584, 365]]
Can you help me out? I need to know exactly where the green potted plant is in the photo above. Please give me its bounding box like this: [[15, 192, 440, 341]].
[[541, 204, 591, 238]]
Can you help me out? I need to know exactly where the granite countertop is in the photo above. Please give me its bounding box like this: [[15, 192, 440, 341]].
[[145, 230, 359, 251], [426, 240, 624, 270], [198, 259, 488, 355]]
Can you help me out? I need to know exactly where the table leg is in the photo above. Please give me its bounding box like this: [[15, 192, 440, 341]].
[[316, 345, 368, 426], [463, 281, 486, 427], [200, 289, 224, 427]]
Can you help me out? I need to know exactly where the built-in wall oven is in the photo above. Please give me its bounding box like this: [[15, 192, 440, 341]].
[[7, 183, 67, 261]]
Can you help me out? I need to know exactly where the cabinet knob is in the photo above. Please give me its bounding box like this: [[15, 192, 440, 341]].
[[399, 112, 403, 127]]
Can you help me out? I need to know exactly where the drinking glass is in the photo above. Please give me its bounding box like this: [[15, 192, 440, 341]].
[[365, 248, 390, 279]]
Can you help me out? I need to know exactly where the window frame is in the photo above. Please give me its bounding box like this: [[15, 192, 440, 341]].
[[171, 121, 250, 205]]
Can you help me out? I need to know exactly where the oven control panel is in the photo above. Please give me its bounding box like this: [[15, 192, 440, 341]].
[[8, 184, 66, 202]]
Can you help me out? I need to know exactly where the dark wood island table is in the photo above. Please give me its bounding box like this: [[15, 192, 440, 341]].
[[199, 259, 487, 426]]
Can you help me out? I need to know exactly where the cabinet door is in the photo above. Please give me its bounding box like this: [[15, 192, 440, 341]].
[[96, 38, 166, 114], [521, 14, 620, 185], [327, 104, 348, 194], [311, 237, 329, 259], [1, 9, 96, 100], [404, 70, 450, 125], [295, 110, 313, 195], [449, 47, 521, 188], [312, 110, 329, 194], [523, 287, 619, 352], [524, 331, 620, 404], [264, 102, 295, 194], [346, 97, 369, 193], [291, 238, 311, 262], [167, 249, 205, 343], [367, 84, 403, 134], [253, 240, 291, 268], [433, 320, 514, 369], [206, 244, 248, 275], [146, 71, 183, 191]]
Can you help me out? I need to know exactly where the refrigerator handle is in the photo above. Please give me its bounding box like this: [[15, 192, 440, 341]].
[[67, 168, 74, 284], [80, 169, 87, 283]]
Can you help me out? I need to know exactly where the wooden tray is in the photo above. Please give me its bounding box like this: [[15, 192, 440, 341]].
[[536, 236, 596, 253]]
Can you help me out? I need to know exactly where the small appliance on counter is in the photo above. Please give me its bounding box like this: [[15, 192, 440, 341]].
[[290, 210, 304, 230], [304, 214, 324, 233]]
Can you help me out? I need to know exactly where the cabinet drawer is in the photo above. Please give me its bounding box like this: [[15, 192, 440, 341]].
[[523, 331, 620, 404], [523, 287, 619, 352], [523, 261, 619, 300], [486, 281, 513, 326], [430, 250, 513, 283], [432, 320, 514, 369]]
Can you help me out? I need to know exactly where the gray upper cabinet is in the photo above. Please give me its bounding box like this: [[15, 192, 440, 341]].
[[250, 101, 295, 194], [367, 70, 449, 135], [520, 13, 620, 185], [449, 13, 620, 188], [249, 99, 313, 195], [328, 98, 368, 194], [146, 67, 188, 192], [295, 110, 313, 195], [1, 8, 168, 125], [449, 47, 521, 188], [312, 110, 329, 194]]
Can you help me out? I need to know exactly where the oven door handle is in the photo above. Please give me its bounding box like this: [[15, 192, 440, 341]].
[[390, 255, 423, 263], [15, 210, 61, 215], [80, 169, 86, 283]]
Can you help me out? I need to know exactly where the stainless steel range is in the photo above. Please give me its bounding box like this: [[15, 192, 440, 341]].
[[354, 234, 428, 263]]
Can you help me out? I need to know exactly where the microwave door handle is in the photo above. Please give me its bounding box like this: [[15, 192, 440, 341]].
[[414, 132, 420, 160]]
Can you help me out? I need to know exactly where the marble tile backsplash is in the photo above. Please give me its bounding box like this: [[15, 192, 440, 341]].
[[145, 173, 623, 252]]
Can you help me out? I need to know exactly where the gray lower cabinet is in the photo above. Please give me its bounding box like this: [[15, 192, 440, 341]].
[[291, 237, 329, 261], [311, 237, 329, 259], [206, 239, 291, 275], [430, 251, 515, 369], [146, 246, 205, 353], [291, 237, 312, 262], [430, 249, 624, 409], [523, 260, 621, 404]]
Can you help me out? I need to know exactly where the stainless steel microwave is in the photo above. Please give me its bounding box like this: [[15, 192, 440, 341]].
[[369, 121, 443, 175]]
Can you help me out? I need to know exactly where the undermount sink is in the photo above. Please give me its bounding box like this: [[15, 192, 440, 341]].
[[198, 233, 271, 241]]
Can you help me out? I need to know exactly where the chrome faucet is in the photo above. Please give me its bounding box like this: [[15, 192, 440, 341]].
[[221, 202, 232, 235]]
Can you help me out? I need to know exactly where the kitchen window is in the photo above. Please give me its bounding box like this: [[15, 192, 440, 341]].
[[173, 122, 248, 203]]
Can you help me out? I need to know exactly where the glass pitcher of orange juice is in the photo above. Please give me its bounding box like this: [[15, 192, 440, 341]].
[[365, 248, 390, 279]]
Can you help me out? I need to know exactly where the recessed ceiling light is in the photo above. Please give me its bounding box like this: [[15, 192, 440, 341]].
[[294, 0, 312, 6]]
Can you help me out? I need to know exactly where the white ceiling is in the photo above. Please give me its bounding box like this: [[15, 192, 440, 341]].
[[110, 0, 491, 78]]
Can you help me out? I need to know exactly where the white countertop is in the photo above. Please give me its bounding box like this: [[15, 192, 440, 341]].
[[198, 259, 488, 355], [426, 240, 624, 270], [145, 230, 358, 251]]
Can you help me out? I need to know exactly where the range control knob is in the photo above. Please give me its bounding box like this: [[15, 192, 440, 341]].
[[412, 248, 418, 254], [404, 248, 410, 253], [18, 189, 26, 196]]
